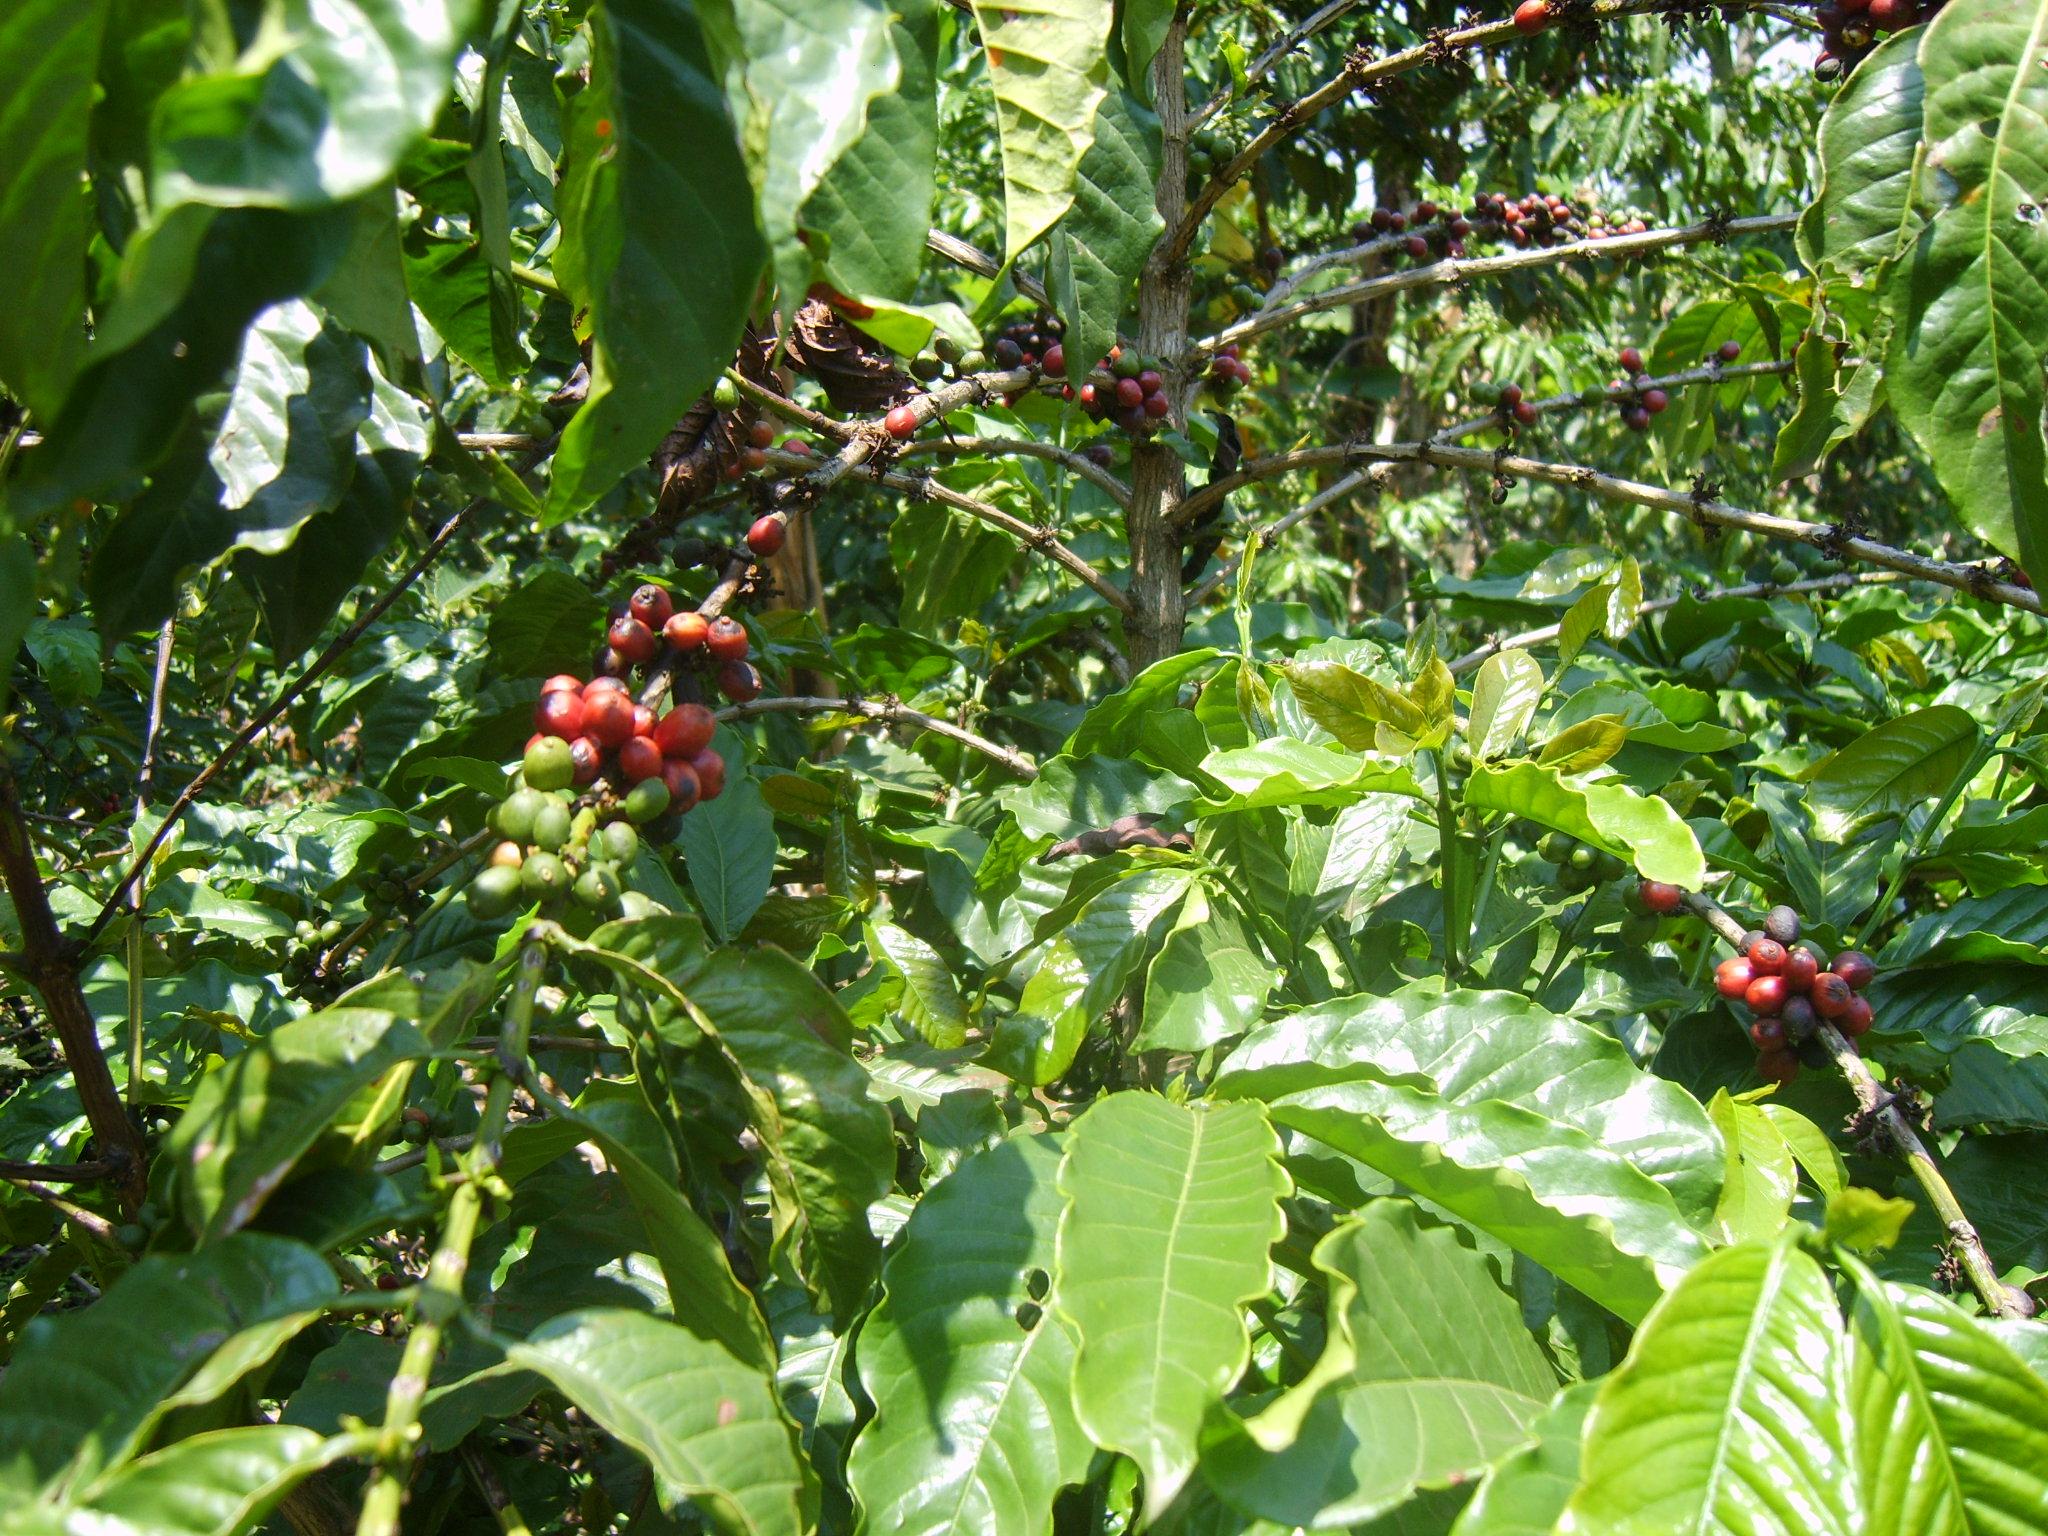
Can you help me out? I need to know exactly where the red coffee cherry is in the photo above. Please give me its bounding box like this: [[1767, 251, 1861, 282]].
[[1749, 1016, 1786, 1050], [1830, 951, 1877, 991], [1714, 956, 1756, 1000], [617, 736, 665, 783], [1513, 0, 1552, 32], [655, 703, 716, 759], [582, 676, 629, 696], [629, 584, 674, 628], [1839, 996, 1874, 1036], [1618, 346, 1645, 375], [1717, 339, 1743, 362], [705, 617, 749, 662], [1747, 938, 1788, 975], [747, 516, 786, 558], [631, 704, 656, 739], [690, 748, 727, 801], [1756, 1049, 1799, 1085], [1810, 972, 1854, 1018], [1780, 995, 1819, 1042], [1042, 343, 1065, 374], [1783, 946, 1820, 992], [1641, 387, 1669, 413], [1512, 400, 1538, 425], [1638, 880, 1683, 914], [664, 612, 710, 652], [747, 419, 775, 450], [660, 757, 702, 812], [1745, 975, 1790, 1014], [583, 688, 637, 749], [541, 673, 583, 696], [717, 659, 762, 703], [884, 405, 919, 439], [608, 616, 658, 665], [534, 689, 585, 740], [568, 735, 604, 785]]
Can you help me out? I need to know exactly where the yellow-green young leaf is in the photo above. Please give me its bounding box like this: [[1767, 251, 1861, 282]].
[[1535, 714, 1630, 774], [1135, 883, 1278, 1052], [1559, 1239, 1857, 1536], [1467, 651, 1545, 760], [1201, 1201, 1557, 1529], [1556, 581, 1616, 667], [1449, 1382, 1599, 1536], [1197, 740, 1425, 815], [1824, 1186, 1916, 1254], [1706, 1089, 1797, 1246], [1281, 660, 1429, 748], [1758, 1102, 1848, 1201], [1413, 657, 1459, 736], [505, 1309, 814, 1536], [1603, 558, 1643, 639], [1056, 1095, 1289, 1522], [1463, 762, 1706, 887], [1805, 704, 1978, 841], [969, 0, 1113, 260]]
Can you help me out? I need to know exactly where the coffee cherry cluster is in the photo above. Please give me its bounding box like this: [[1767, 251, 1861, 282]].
[[1711, 905, 1879, 1083], [1185, 124, 1245, 195], [1206, 343, 1251, 398], [1344, 190, 1654, 269], [467, 771, 649, 923], [1611, 345, 1669, 433], [1812, 0, 1941, 81], [1073, 346, 1172, 436], [596, 581, 762, 708], [1543, 831, 1628, 893]]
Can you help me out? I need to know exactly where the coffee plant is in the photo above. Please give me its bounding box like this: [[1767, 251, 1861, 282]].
[[6, 0, 2048, 1531]]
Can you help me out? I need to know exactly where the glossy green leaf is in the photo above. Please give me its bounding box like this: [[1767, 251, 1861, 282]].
[[1046, 90, 1163, 380], [1797, 30, 1926, 278], [1884, 0, 2048, 575], [1198, 740, 1424, 814], [847, 1135, 1092, 1536], [1214, 984, 1718, 1322], [676, 768, 777, 942], [866, 919, 970, 1049], [165, 1007, 428, 1240], [505, 1308, 814, 1536], [81, 1424, 361, 1536], [968, 0, 1113, 260], [1056, 1094, 1289, 1521], [1002, 754, 1196, 842], [1805, 705, 1977, 841], [0, 0, 105, 418], [1282, 660, 1429, 747], [1202, 1202, 1557, 1529], [1705, 1089, 1797, 1246], [1450, 1383, 1597, 1536], [1467, 651, 1545, 761], [1135, 883, 1277, 1051], [547, 0, 765, 518], [0, 1234, 337, 1497], [1463, 762, 1705, 888], [1535, 715, 1628, 774], [1824, 1187, 1916, 1254], [1558, 1238, 1856, 1535]]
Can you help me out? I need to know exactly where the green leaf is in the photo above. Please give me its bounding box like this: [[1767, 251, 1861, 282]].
[[1705, 1089, 1797, 1246], [1824, 1186, 1916, 1254], [847, 1135, 1093, 1536], [0, 0, 105, 418], [677, 766, 777, 942], [1805, 704, 1977, 841], [547, 0, 765, 519], [150, 0, 478, 210], [1045, 89, 1163, 379], [1214, 983, 1720, 1312], [1056, 1094, 1289, 1522], [1001, 753, 1196, 842], [1554, 581, 1614, 669], [0, 1233, 338, 1497], [486, 569, 607, 680], [802, 0, 940, 303], [504, 1308, 814, 1536], [1771, 331, 1850, 484], [1198, 740, 1424, 814], [969, 0, 1115, 260], [889, 499, 1017, 634], [0, 535, 34, 715], [865, 918, 970, 1048], [1450, 1383, 1597, 1536], [23, 619, 100, 707], [1202, 1201, 1557, 1529], [81, 1423, 361, 1536], [1467, 651, 1545, 761], [402, 231, 525, 386], [1462, 763, 1705, 888], [1283, 659, 1429, 747], [1883, 0, 2048, 575], [1557, 1238, 1856, 1535], [1797, 29, 1926, 278], [165, 1007, 428, 1241], [1121, 1, 1175, 100], [1534, 715, 1628, 774], [1135, 883, 1277, 1051]]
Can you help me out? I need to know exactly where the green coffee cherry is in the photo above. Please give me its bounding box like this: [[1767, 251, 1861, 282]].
[[573, 865, 621, 912], [618, 890, 665, 920], [623, 778, 671, 824], [531, 799, 574, 853], [467, 865, 523, 920], [597, 822, 640, 865], [523, 736, 575, 793], [520, 851, 571, 902], [711, 376, 740, 410], [497, 788, 547, 843]]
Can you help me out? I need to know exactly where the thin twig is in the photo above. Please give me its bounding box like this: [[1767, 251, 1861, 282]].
[[315, 828, 496, 980], [718, 694, 1039, 778], [923, 230, 1054, 309], [126, 617, 175, 1105], [895, 434, 1132, 508], [1190, 0, 1359, 129], [0, 1156, 119, 1184], [0, 1173, 120, 1244], [1188, 464, 1395, 605], [1680, 890, 2025, 1320]]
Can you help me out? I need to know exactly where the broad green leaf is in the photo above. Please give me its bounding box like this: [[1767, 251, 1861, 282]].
[[486, 569, 607, 680], [1046, 90, 1163, 379], [1825, 1187, 1916, 1254], [1203, 1202, 1557, 1529], [1121, 0, 1175, 100], [1805, 705, 1977, 841], [0, 1234, 337, 1497], [1798, 30, 1926, 278], [1198, 740, 1424, 814], [889, 499, 1017, 633], [1001, 753, 1196, 842], [1758, 1102, 1848, 1201], [676, 767, 777, 942], [1885, 888, 2048, 969], [1772, 331, 1850, 483], [866, 919, 970, 1048], [1883, 0, 2048, 575], [1535, 715, 1628, 774], [1450, 1383, 1598, 1536], [1135, 883, 1277, 1051], [0, 0, 105, 417], [1705, 1090, 1797, 1246], [547, 0, 765, 518], [1283, 660, 1428, 747], [803, 0, 940, 303], [82, 1424, 361, 1536], [968, 0, 1114, 260], [505, 1308, 814, 1536], [1463, 762, 1705, 888], [402, 231, 525, 386], [150, 0, 476, 210], [1467, 651, 1545, 761], [165, 1007, 428, 1240], [1056, 1095, 1289, 1522], [1555, 581, 1614, 668], [847, 1135, 1092, 1536], [1214, 984, 1717, 1322], [1558, 1238, 1856, 1536]]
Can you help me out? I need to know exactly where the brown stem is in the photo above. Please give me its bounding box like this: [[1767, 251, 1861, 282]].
[[0, 773, 148, 1210], [1680, 891, 2024, 1319], [715, 694, 1039, 778], [0, 1173, 121, 1244]]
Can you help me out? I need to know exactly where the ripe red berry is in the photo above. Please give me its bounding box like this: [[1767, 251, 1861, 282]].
[[568, 735, 604, 785], [717, 659, 762, 703], [541, 673, 583, 696], [535, 689, 585, 740], [1641, 388, 1669, 413], [1116, 377, 1144, 410], [1830, 951, 1877, 991], [1512, 400, 1538, 425], [1840, 996, 1874, 1036], [1756, 1049, 1799, 1085], [661, 757, 702, 812], [1715, 956, 1756, 1000], [583, 688, 637, 749], [632, 703, 656, 739], [782, 438, 812, 455], [1749, 1016, 1786, 1050], [628, 586, 673, 630], [583, 676, 628, 696], [1811, 972, 1853, 1018], [1717, 339, 1743, 363], [1497, 383, 1523, 407], [884, 405, 919, 439], [655, 704, 715, 758], [1138, 370, 1163, 395], [1746, 975, 1790, 1015], [1406, 235, 1429, 258], [664, 612, 709, 653], [1867, 0, 1916, 27], [1783, 946, 1820, 992], [689, 748, 727, 801], [1638, 880, 1683, 914], [1618, 346, 1645, 375], [608, 616, 658, 665], [1623, 406, 1651, 432], [705, 616, 749, 662], [618, 735, 665, 783], [747, 515, 786, 558], [1143, 392, 1171, 419], [1042, 343, 1065, 375], [1747, 938, 1788, 975], [740, 446, 768, 473]]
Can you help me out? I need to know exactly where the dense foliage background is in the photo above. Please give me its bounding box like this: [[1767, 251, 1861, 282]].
[[4, 0, 2048, 1532]]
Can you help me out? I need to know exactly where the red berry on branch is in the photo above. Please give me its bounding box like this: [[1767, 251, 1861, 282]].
[[705, 616, 749, 662], [1830, 950, 1877, 991], [661, 757, 702, 812], [618, 736, 665, 783], [1143, 392, 1171, 419], [747, 516, 786, 558], [1715, 956, 1756, 1000], [656, 704, 716, 759], [747, 419, 775, 450], [1623, 406, 1651, 431], [608, 616, 658, 665], [1043, 343, 1065, 374], [535, 689, 585, 740], [1783, 946, 1820, 992], [1811, 972, 1854, 1018], [632, 704, 656, 739], [1406, 235, 1430, 259], [884, 405, 919, 440], [690, 749, 727, 801], [629, 584, 674, 628], [1750, 1016, 1786, 1050], [1619, 346, 1644, 375], [583, 676, 628, 696], [1747, 938, 1788, 975], [717, 659, 762, 702], [741, 446, 768, 473], [568, 735, 604, 785], [1746, 975, 1790, 1015], [1717, 339, 1743, 363], [1498, 383, 1523, 407], [782, 438, 812, 455], [1638, 880, 1684, 914], [664, 612, 709, 653], [1138, 370, 1163, 395], [583, 689, 637, 748], [1840, 996, 1874, 1035], [1116, 377, 1145, 410], [1641, 388, 1669, 414], [1512, 400, 1539, 425], [541, 673, 583, 696]]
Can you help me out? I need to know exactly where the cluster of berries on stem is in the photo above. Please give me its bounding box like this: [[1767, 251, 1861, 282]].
[[1811, 0, 1939, 81], [597, 581, 761, 707], [1705, 904, 1879, 1083]]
